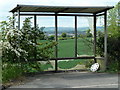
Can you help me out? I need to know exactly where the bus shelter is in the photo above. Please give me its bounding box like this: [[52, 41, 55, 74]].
[[10, 4, 113, 71]]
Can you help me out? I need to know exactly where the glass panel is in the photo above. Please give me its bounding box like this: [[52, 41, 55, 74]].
[[96, 16, 104, 57], [58, 16, 75, 58], [37, 16, 55, 58], [77, 16, 94, 56], [58, 59, 95, 71], [38, 61, 55, 71]]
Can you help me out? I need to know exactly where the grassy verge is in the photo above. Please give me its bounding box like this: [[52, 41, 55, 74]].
[[2, 63, 24, 83]]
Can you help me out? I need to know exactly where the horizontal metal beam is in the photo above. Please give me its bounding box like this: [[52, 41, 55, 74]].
[[95, 57, 104, 60], [96, 13, 105, 16], [19, 13, 94, 17], [50, 56, 95, 60], [13, 56, 105, 62]]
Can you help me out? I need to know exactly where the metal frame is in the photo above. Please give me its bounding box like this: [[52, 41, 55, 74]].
[[12, 12, 15, 28], [55, 13, 58, 72], [19, 13, 94, 17], [75, 16, 77, 57], [17, 10, 20, 30], [34, 15, 37, 60], [11, 5, 111, 71], [93, 14, 97, 63], [104, 11, 107, 70]]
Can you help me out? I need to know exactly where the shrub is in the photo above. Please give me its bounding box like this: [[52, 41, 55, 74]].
[[84, 60, 94, 68], [48, 35, 55, 40], [61, 33, 67, 38], [86, 29, 92, 37], [107, 61, 119, 72], [58, 37, 67, 40], [70, 37, 75, 39], [97, 34, 120, 72], [2, 63, 23, 83], [1, 17, 57, 83], [1, 17, 57, 63]]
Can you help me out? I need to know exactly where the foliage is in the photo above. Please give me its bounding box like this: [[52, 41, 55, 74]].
[[69, 37, 75, 39], [61, 32, 67, 38], [2, 63, 23, 82], [107, 3, 119, 35], [84, 59, 94, 68], [1, 17, 26, 62], [40, 61, 53, 70], [58, 37, 67, 40], [86, 29, 92, 37], [57, 33, 67, 40], [1, 17, 57, 63], [79, 34, 86, 38], [48, 35, 55, 40], [1, 17, 57, 82], [97, 35, 120, 71], [106, 61, 119, 72], [97, 31, 103, 37], [22, 62, 42, 73], [22, 61, 53, 73], [97, 3, 120, 72]]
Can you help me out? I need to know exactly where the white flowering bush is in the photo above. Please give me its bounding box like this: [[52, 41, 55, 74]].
[[1, 17, 57, 63], [1, 17, 27, 62], [1, 17, 57, 83]]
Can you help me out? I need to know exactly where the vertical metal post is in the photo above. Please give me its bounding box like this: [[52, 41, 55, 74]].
[[93, 14, 97, 63], [34, 15, 37, 29], [55, 13, 58, 72], [17, 9, 20, 63], [12, 12, 15, 28], [75, 16, 77, 57], [18, 10, 20, 30], [34, 15, 37, 60], [104, 11, 107, 70]]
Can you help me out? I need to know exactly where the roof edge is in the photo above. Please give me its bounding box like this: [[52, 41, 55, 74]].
[[9, 4, 114, 13]]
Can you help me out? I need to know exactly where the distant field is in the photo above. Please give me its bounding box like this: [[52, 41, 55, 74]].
[[38, 38, 94, 58], [58, 38, 93, 58]]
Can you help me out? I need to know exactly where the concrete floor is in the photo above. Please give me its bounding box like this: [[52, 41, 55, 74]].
[[10, 72, 118, 88]]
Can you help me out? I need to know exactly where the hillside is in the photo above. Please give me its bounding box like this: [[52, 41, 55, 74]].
[[43, 26, 104, 35]]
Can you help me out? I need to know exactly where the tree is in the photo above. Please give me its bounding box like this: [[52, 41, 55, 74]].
[[1, 17, 57, 63], [97, 31, 103, 37], [97, 2, 120, 71], [86, 29, 92, 37], [107, 3, 119, 36], [48, 35, 55, 40], [61, 32, 67, 38], [37, 26, 46, 40]]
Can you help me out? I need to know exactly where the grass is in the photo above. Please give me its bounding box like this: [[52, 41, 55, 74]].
[[37, 38, 94, 70], [58, 59, 84, 69], [38, 37, 94, 58], [58, 38, 93, 57], [2, 63, 24, 83]]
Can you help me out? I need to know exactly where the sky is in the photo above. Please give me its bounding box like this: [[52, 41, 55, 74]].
[[0, 0, 119, 27]]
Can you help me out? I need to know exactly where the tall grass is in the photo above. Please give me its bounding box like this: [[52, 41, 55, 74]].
[[2, 63, 23, 83]]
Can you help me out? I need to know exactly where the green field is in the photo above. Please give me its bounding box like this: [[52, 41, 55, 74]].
[[58, 38, 93, 57], [38, 38, 94, 58]]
